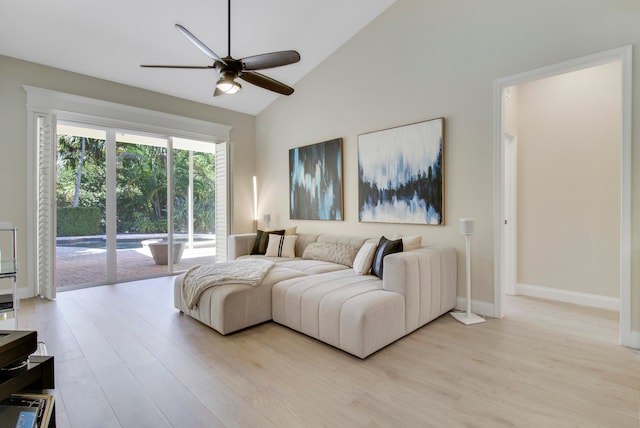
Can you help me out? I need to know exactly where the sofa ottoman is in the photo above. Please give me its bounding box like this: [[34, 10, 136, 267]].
[[174, 265, 309, 335], [272, 269, 406, 358]]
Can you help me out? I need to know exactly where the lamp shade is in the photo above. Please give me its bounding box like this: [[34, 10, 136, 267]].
[[216, 71, 242, 95], [459, 218, 474, 236], [263, 214, 271, 224], [216, 79, 241, 94]]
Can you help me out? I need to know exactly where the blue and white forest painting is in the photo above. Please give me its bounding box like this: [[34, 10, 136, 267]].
[[289, 138, 343, 221], [358, 118, 444, 225]]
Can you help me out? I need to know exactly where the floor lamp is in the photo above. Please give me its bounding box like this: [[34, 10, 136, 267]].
[[451, 218, 486, 325]]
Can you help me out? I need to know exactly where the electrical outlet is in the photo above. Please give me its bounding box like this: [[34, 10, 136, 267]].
[[0, 222, 12, 229]]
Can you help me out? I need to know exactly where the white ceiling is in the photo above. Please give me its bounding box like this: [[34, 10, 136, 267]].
[[0, 0, 396, 116]]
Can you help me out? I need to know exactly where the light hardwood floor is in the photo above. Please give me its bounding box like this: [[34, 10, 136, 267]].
[[16, 277, 640, 427]]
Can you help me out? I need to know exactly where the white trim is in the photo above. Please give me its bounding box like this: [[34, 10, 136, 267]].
[[493, 46, 633, 347], [17, 288, 32, 301], [492, 77, 504, 319], [629, 331, 640, 349], [503, 133, 517, 297], [105, 129, 117, 284], [515, 284, 620, 311], [454, 297, 494, 320], [25, 113, 37, 298], [619, 47, 633, 347], [215, 142, 231, 262], [23, 86, 231, 142]]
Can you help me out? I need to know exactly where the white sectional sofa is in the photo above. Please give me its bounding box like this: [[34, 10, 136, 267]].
[[174, 232, 457, 358]]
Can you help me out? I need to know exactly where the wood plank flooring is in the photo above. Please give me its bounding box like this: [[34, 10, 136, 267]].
[[16, 277, 640, 427]]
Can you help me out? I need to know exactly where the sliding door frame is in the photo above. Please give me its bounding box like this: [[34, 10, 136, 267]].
[[24, 86, 231, 297]]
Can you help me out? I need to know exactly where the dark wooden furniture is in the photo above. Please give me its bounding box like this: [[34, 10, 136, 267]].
[[0, 330, 55, 427]]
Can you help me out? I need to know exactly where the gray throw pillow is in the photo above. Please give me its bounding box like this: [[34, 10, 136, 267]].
[[302, 242, 361, 267]]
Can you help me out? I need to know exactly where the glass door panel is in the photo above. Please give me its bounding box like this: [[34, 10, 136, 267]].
[[115, 132, 169, 280], [53, 125, 222, 289], [173, 138, 216, 271], [55, 123, 107, 288]]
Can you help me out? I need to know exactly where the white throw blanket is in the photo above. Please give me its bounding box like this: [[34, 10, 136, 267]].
[[182, 259, 275, 310]]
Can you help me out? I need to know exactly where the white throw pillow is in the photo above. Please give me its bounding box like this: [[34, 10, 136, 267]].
[[265, 234, 297, 258], [352, 241, 378, 275], [402, 235, 422, 251], [285, 226, 297, 236], [392, 234, 422, 251]]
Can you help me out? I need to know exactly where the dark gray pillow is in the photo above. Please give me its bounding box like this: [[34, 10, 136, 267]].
[[371, 236, 403, 279], [250, 229, 285, 255]]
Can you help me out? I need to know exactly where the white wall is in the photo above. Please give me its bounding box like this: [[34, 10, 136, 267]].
[[516, 63, 621, 298], [254, 0, 640, 331]]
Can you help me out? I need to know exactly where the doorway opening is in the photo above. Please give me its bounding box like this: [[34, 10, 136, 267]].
[[494, 46, 632, 346]]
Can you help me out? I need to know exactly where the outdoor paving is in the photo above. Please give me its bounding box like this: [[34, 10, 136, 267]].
[[55, 246, 215, 288]]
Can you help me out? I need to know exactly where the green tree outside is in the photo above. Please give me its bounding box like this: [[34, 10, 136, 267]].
[[56, 134, 215, 236]]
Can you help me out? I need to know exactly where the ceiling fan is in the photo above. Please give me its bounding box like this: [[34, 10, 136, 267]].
[[141, 0, 300, 96]]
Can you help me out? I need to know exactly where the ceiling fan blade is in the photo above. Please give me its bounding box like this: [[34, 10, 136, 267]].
[[239, 72, 294, 95], [241, 50, 301, 71], [175, 24, 227, 66], [140, 65, 215, 69]]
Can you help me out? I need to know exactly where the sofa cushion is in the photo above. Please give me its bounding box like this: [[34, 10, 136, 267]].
[[317, 235, 369, 248], [250, 229, 285, 255], [277, 259, 350, 275], [352, 241, 378, 275], [392, 234, 422, 251], [272, 269, 405, 358], [294, 233, 321, 257], [285, 226, 297, 235], [371, 236, 403, 278], [302, 242, 361, 267], [272, 269, 383, 335], [265, 234, 297, 258]]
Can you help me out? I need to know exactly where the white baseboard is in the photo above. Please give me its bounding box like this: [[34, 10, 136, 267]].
[[455, 297, 495, 319], [629, 330, 640, 349], [515, 283, 620, 311], [17, 287, 35, 300]]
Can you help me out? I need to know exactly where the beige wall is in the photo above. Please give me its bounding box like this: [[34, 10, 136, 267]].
[[516, 63, 621, 298], [0, 55, 256, 290], [255, 0, 640, 331]]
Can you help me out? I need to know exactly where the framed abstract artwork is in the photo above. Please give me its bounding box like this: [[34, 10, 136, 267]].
[[289, 138, 344, 221], [358, 117, 444, 225]]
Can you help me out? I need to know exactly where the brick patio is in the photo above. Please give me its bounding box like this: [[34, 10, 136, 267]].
[[55, 245, 215, 288]]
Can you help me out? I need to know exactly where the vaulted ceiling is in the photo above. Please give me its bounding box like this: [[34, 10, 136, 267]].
[[0, 0, 396, 115]]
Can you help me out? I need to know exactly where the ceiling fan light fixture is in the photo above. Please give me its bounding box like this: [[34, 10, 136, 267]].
[[216, 75, 241, 95], [142, 0, 299, 97]]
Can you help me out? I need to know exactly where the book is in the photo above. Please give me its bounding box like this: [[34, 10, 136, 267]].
[[0, 393, 54, 428]]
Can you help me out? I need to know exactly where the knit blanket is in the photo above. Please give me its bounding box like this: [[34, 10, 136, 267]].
[[182, 259, 275, 309]]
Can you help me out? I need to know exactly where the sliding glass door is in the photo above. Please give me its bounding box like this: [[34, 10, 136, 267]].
[[115, 132, 169, 282], [55, 124, 108, 288], [54, 123, 220, 290], [172, 138, 217, 271]]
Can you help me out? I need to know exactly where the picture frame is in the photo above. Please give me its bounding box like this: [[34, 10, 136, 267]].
[[289, 138, 344, 221], [358, 118, 444, 225]]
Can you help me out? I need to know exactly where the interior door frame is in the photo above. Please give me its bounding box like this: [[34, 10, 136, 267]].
[[492, 46, 633, 346], [502, 132, 517, 298]]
